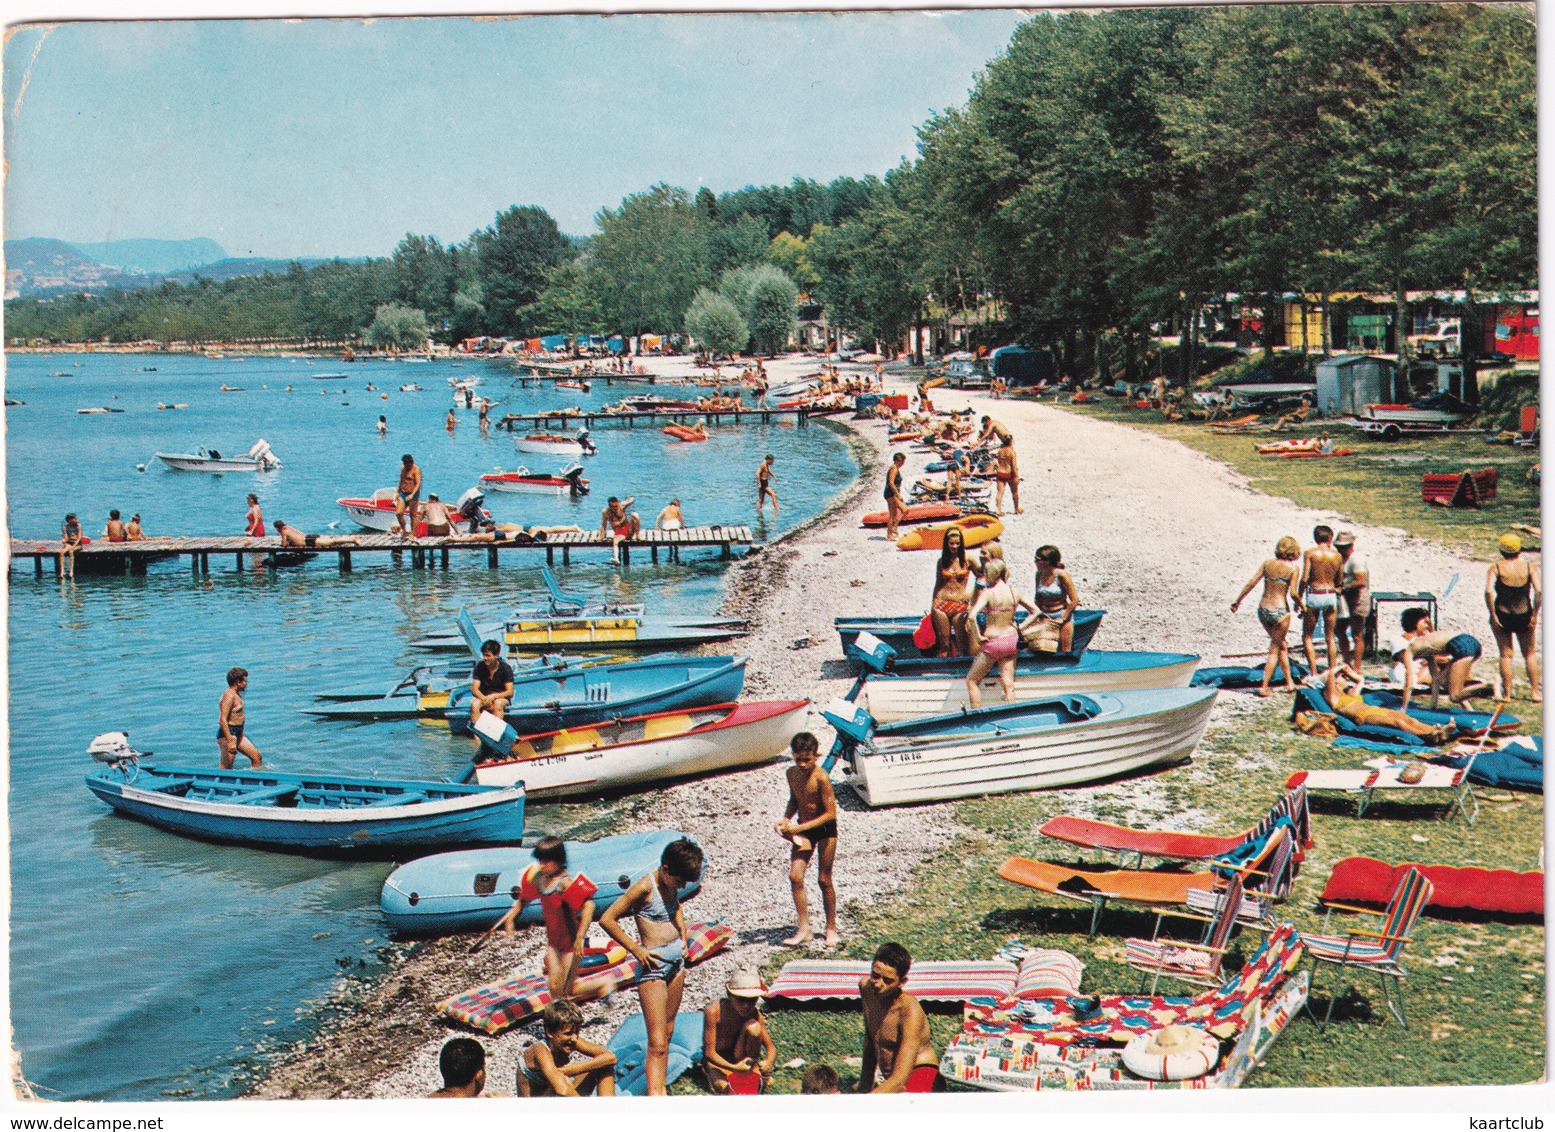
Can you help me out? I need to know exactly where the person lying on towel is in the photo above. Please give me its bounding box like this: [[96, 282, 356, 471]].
[[1326, 664, 1456, 745], [859, 942, 940, 1093]]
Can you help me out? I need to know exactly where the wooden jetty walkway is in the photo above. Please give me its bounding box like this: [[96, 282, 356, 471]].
[[10, 526, 756, 577], [496, 406, 840, 431]]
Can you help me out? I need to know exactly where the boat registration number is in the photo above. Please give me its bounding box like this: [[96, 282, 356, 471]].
[[876, 751, 922, 764]]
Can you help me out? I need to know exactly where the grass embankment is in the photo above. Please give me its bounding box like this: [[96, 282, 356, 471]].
[[1049, 397, 1540, 559], [716, 397, 1545, 1095]]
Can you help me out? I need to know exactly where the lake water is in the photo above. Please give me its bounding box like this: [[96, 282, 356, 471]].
[[3, 351, 859, 1100]]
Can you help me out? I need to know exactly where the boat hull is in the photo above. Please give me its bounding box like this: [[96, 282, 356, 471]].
[[156, 454, 270, 472], [480, 475, 581, 495], [858, 651, 1199, 722], [515, 436, 585, 456], [472, 700, 810, 799], [379, 830, 700, 934], [846, 688, 1217, 807], [836, 609, 1105, 658], [1365, 404, 1466, 425], [445, 656, 748, 735], [84, 765, 525, 854]]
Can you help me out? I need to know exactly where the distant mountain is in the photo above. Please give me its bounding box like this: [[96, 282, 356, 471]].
[[4, 237, 141, 298], [67, 237, 227, 275]]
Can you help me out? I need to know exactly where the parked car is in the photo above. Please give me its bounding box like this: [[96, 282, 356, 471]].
[[1407, 319, 1460, 358], [943, 359, 992, 389]]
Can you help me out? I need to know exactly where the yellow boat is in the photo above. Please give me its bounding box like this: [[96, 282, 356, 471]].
[[501, 615, 746, 650]]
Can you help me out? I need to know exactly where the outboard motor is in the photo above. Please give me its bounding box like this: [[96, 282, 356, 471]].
[[455, 486, 490, 529], [249, 438, 281, 469], [575, 428, 598, 456], [561, 463, 590, 496]]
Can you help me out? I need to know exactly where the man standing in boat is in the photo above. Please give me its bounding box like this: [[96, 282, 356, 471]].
[[393, 453, 422, 537], [216, 667, 262, 770], [468, 640, 515, 729], [858, 942, 939, 1093]]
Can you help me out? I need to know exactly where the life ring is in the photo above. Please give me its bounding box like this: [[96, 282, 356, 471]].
[[1120, 1025, 1220, 1081]]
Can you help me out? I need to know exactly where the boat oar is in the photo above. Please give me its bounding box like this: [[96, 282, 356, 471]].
[[468, 911, 511, 956]]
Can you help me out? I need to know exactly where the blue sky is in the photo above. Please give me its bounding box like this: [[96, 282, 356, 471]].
[[3, 12, 1029, 259]]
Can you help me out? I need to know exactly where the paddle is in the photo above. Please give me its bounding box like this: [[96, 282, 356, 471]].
[[468, 910, 510, 956]]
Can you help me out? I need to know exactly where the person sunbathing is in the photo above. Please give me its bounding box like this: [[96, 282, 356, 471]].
[[273, 521, 359, 548], [1324, 663, 1455, 745]]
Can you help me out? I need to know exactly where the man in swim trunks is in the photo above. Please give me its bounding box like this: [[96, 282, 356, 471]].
[[774, 732, 839, 949], [216, 667, 262, 769], [1333, 531, 1370, 670], [392, 453, 422, 537], [421, 493, 454, 538], [599, 496, 641, 563], [1298, 525, 1344, 675], [859, 942, 939, 1093], [974, 417, 1021, 514], [126, 514, 146, 541], [468, 639, 515, 728], [757, 454, 779, 517]]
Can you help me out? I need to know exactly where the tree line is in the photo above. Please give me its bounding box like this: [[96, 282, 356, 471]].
[[6, 4, 1533, 377]]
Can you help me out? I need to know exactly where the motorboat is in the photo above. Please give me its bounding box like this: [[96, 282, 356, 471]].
[[480, 464, 590, 496], [1364, 392, 1476, 426], [515, 428, 597, 457], [821, 688, 1218, 807], [834, 609, 1105, 658], [156, 439, 281, 472], [469, 699, 810, 799], [337, 485, 490, 534]]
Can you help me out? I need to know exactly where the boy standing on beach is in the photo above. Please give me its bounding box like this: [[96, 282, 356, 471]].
[[1299, 525, 1344, 675], [496, 836, 598, 1000], [774, 732, 839, 948]]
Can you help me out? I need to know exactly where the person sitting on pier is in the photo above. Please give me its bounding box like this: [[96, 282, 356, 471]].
[[104, 510, 128, 543], [421, 493, 454, 538], [59, 513, 83, 577], [430, 1037, 487, 1099], [126, 514, 146, 541], [600, 496, 641, 563]]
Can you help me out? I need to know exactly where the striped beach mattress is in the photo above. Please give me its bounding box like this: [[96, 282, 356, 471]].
[[766, 950, 1082, 1004], [440, 920, 732, 1034]]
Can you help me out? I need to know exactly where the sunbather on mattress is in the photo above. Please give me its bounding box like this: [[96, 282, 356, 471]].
[[1326, 665, 1455, 745]]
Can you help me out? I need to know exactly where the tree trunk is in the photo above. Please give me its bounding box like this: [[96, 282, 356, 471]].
[[1321, 292, 1333, 357], [1394, 278, 1410, 368], [1187, 298, 1201, 386]]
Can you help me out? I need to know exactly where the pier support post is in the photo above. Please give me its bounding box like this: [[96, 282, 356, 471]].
[[339, 551, 352, 573], [651, 546, 658, 564], [620, 545, 630, 566], [488, 546, 499, 568], [235, 553, 243, 571], [441, 548, 449, 569]]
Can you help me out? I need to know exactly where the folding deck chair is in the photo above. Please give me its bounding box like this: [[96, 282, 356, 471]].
[[1125, 872, 1245, 994], [539, 567, 588, 617], [1287, 749, 1482, 824], [1299, 866, 1433, 1030]]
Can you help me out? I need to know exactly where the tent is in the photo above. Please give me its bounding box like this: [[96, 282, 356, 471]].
[[989, 345, 1054, 387]]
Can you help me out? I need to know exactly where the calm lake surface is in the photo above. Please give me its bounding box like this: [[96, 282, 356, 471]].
[[4, 351, 859, 1100]]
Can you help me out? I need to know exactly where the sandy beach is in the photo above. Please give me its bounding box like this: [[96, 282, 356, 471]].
[[252, 354, 1509, 1099]]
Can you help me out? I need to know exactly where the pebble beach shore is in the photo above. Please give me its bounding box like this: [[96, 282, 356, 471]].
[[252, 355, 1506, 1099]]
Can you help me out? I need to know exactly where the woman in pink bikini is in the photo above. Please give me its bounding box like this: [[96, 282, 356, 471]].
[[964, 559, 1040, 709]]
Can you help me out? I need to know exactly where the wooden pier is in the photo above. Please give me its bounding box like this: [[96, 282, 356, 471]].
[[10, 526, 757, 577], [496, 406, 836, 431]]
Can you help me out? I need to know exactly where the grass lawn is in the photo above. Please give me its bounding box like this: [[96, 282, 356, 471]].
[[716, 403, 1545, 1096], [1045, 397, 1540, 559]]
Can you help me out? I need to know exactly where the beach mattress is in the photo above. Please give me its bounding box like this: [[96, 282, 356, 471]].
[[1320, 856, 1543, 917], [1447, 736, 1542, 793], [766, 959, 1020, 1003], [439, 920, 732, 1034], [607, 1011, 704, 1096]]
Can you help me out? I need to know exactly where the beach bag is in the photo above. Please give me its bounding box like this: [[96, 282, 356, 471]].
[[1293, 710, 1339, 739], [1019, 616, 1063, 653], [912, 615, 937, 651]]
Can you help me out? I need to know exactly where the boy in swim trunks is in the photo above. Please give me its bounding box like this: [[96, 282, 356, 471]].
[[216, 667, 263, 769], [599, 838, 704, 1096], [702, 969, 777, 1094], [599, 496, 641, 563], [774, 732, 839, 949], [859, 942, 939, 1093], [757, 455, 779, 517], [1298, 525, 1344, 676], [515, 1000, 616, 1097], [429, 1037, 486, 1098], [496, 836, 599, 1000], [392, 453, 422, 537]]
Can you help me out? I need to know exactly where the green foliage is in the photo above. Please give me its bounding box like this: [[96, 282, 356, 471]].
[[590, 184, 710, 335], [767, 231, 820, 291], [683, 288, 748, 355], [742, 264, 800, 355], [364, 302, 430, 350], [717, 175, 885, 240], [1476, 370, 1541, 433], [470, 205, 571, 337], [520, 259, 605, 336], [810, 204, 924, 350]]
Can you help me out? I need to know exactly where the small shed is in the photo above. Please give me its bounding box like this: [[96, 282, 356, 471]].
[[1315, 354, 1399, 416]]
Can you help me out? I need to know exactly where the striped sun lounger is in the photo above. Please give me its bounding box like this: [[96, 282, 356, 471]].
[[440, 920, 733, 1034], [766, 959, 1021, 1003]]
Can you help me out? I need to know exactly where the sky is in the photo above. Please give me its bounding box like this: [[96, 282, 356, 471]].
[[2, 9, 1030, 260]]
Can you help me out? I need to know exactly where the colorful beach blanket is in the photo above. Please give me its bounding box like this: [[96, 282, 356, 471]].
[[766, 959, 1021, 1003], [440, 921, 733, 1034]]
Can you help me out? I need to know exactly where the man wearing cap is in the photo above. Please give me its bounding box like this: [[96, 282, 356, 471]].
[[1334, 531, 1370, 670], [701, 969, 777, 1095]]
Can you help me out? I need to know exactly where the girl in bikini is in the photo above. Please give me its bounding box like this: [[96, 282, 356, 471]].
[[1486, 533, 1541, 701], [1230, 535, 1302, 696], [1027, 545, 1079, 652], [930, 527, 975, 656], [964, 559, 1040, 709]]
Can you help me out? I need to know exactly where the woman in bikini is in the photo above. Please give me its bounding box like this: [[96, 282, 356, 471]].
[[244, 493, 265, 537], [599, 838, 704, 1097], [930, 526, 975, 657], [1027, 545, 1079, 653], [964, 559, 1040, 709], [1486, 533, 1541, 701], [1231, 536, 1302, 696], [883, 452, 907, 540]]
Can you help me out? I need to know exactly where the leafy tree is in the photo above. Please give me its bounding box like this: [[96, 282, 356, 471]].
[[684, 288, 748, 355], [695, 186, 719, 222], [723, 263, 798, 354], [365, 302, 430, 350], [470, 205, 571, 337], [707, 213, 771, 278], [521, 259, 606, 336], [589, 184, 710, 335], [767, 231, 820, 291]]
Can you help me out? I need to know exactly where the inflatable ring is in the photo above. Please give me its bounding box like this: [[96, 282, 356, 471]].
[[1120, 1026, 1221, 1081]]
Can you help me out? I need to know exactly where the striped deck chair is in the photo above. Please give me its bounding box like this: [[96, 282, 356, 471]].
[[1125, 873, 1244, 995], [1298, 866, 1433, 1031], [1184, 819, 1300, 929]]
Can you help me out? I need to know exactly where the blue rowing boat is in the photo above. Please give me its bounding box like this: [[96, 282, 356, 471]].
[[84, 741, 524, 855], [834, 608, 1104, 658], [379, 829, 701, 934], [444, 655, 747, 735], [305, 654, 620, 721]]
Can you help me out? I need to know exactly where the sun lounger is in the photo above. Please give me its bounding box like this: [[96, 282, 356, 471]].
[[766, 959, 1020, 1003], [941, 924, 1309, 1091], [1319, 856, 1543, 918], [1038, 786, 1310, 867], [1286, 755, 1480, 824], [439, 920, 731, 1034], [1000, 826, 1298, 935]]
